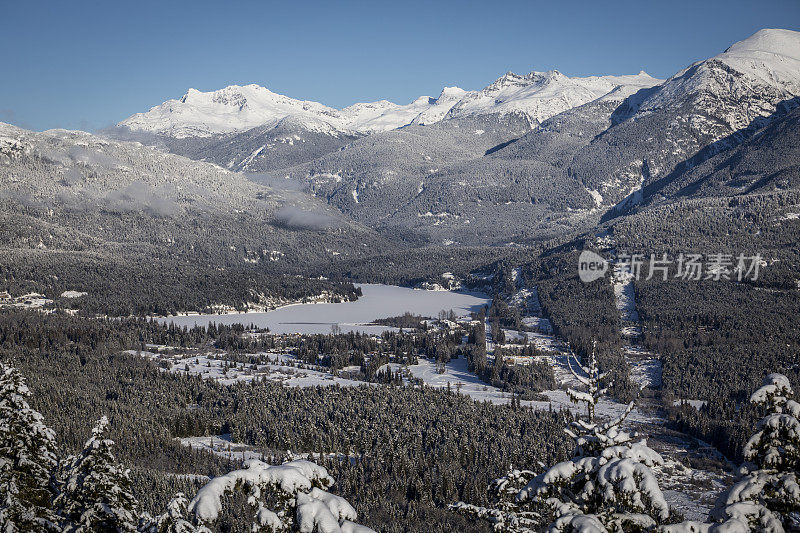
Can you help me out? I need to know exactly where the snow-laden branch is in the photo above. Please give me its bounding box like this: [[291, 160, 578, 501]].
[[188, 459, 375, 533]]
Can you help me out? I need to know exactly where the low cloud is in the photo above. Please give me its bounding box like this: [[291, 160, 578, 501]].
[[273, 205, 338, 231], [103, 181, 180, 216]]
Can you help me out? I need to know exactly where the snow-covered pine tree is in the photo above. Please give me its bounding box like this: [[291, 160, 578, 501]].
[[689, 373, 800, 533], [453, 346, 670, 533], [0, 363, 59, 532], [187, 458, 376, 532], [140, 492, 203, 533], [518, 347, 670, 532], [55, 416, 139, 532], [450, 464, 545, 532]]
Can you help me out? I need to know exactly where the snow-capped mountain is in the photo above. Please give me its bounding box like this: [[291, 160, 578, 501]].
[[567, 28, 800, 212], [636, 28, 800, 132], [107, 29, 800, 247], [340, 87, 468, 133], [116, 71, 662, 138], [118, 84, 343, 139], [443, 70, 660, 125]]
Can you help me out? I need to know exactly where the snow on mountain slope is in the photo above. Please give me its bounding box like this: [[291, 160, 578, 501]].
[[411, 87, 469, 124], [568, 29, 800, 214], [0, 121, 273, 214], [638, 29, 800, 131], [444, 70, 662, 125], [340, 87, 470, 132], [117, 72, 661, 138], [721, 28, 800, 83], [340, 95, 434, 133], [0, 121, 359, 226], [119, 84, 343, 138]]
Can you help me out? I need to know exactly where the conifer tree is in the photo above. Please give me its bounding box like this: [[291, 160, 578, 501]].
[[55, 416, 139, 532], [187, 458, 375, 532], [141, 493, 201, 533], [453, 346, 670, 532], [711, 373, 799, 532], [0, 363, 59, 532]]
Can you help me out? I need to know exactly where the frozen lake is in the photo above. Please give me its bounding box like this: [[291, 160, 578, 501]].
[[159, 284, 490, 334]]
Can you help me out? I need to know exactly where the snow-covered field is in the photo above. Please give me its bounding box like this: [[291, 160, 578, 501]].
[[180, 435, 264, 463], [159, 283, 490, 334], [625, 345, 663, 389], [129, 350, 370, 388], [0, 292, 53, 310], [408, 357, 514, 404], [406, 356, 655, 422]]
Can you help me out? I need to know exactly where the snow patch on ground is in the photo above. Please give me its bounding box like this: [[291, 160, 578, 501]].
[[625, 346, 663, 389], [587, 189, 603, 207], [408, 357, 514, 405], [60, 290, 87, 298], [612, 267, 639, 324], [0, 292, 53, 309], [180, 435, 265, 463], [672, 399, 708, 410], [406, 354, 655, 423]]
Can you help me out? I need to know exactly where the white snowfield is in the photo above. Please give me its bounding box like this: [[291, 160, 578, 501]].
[[117, 71, 662, 138], [443, 70, 660, 124], [160, 283, 490, 335], [59, 290, 87, 299], [180, 435, 264, 463], [179, 434, 357, 466], [407, 356, 654, 422]]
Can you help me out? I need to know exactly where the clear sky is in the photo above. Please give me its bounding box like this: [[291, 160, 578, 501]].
[[2, 0, 798, 132]]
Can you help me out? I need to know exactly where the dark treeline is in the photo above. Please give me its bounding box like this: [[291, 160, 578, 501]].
[[609, 190, 800, 459], [303, 245, 538, 288], [229, 384, 571, 532], [0, 311, 233, 514], [0, 248, 361, 316], [372, 312, 429, 329], [613, 190, 800, 290], [636, 277, 800, 459]]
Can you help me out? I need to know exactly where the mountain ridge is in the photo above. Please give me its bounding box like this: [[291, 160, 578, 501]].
[[116, 70, 664, 138]]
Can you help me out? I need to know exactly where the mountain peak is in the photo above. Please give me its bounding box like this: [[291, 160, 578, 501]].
[[118, 65, 668, 139], [438, 86, 466, 99], [724, 28, 800, 60]]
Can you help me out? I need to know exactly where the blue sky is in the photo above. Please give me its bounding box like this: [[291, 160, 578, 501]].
[[2, 0, 798, 131]]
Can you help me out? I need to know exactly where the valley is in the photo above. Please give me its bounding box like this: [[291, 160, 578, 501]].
[[1, 20, 799, 533]]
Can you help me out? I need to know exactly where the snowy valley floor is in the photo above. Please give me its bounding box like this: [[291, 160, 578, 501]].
[[132, 330, 733, 521]]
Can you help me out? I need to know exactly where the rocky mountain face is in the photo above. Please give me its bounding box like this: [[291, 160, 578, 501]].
[[638, 104, 800, 203], [585, 28, 800, 213]]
